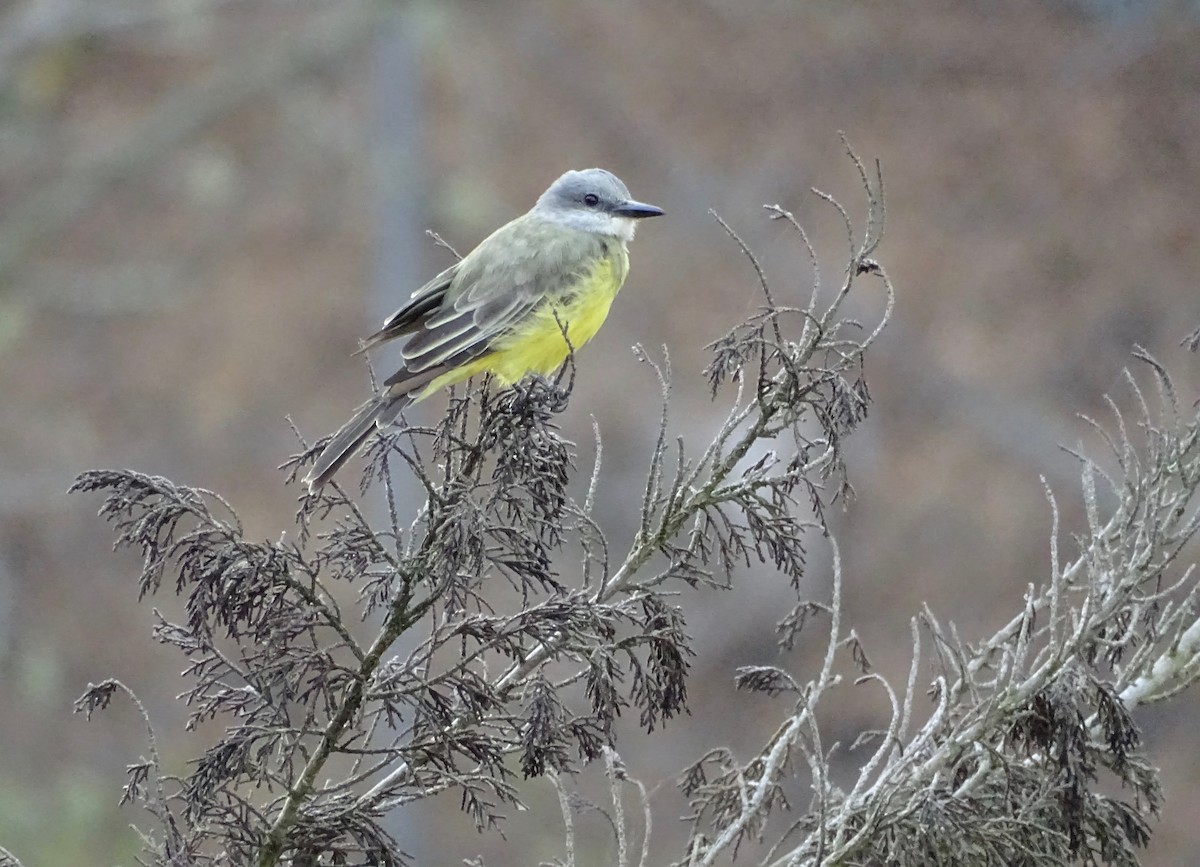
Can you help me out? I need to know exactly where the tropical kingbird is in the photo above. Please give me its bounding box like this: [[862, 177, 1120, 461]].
[[305, 167, 663, 490]]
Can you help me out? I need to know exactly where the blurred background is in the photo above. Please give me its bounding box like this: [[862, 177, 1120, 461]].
[[2, 0, 1199, 863]]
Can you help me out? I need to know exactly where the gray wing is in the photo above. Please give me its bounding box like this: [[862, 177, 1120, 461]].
[[384, 215, 605, 386], [356, 262, 460, 354]]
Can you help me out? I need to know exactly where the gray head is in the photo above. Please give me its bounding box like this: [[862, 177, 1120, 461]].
[[531, 168, 663, 242]]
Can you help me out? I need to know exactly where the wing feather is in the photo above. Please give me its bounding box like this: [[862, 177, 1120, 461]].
[[400, 311, 476, 363], [356, 262, 458, 353]]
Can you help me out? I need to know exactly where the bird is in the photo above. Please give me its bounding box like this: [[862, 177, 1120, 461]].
[[304, 167, 664, 491]]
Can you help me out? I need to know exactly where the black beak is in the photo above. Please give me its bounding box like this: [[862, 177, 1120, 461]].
[[613, 199, 665, 219]]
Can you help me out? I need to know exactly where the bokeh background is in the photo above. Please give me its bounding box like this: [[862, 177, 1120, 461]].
[[2, 0, 1199, 864]]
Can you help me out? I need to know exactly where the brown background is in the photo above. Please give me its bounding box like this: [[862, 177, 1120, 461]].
[[1, 1, 1199, 864]]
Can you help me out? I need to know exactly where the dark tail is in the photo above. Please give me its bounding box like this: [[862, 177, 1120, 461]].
[[304, 396, 409, 491]]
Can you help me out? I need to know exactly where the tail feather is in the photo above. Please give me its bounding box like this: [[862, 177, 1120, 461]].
[[305, 396, 409, 491]]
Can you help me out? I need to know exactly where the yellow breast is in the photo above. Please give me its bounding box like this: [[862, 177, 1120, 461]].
[[417, 245, 630, 397], [491, 264, 618, 380], [479, 249, 630, 383]]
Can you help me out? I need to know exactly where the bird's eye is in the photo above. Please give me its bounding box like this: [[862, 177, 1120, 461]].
[[583, 193, 600, 207]]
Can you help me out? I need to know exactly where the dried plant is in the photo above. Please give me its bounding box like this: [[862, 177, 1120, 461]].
[[62, 142, 1200, 867], [673, 351, 1200, 867]]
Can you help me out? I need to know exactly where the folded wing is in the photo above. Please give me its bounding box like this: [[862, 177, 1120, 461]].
[[372, 216, 605, 394]]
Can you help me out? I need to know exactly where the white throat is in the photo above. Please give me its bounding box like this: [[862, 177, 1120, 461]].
[[534, 205, 637, 243]]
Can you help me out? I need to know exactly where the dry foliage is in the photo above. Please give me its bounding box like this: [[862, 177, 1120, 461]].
[[60, 145, 1200, 867]]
